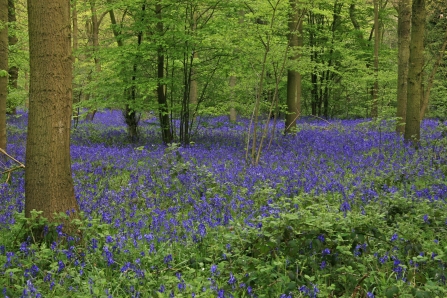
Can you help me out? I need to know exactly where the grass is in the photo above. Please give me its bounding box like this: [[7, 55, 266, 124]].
[[1, 110, 447, 297]]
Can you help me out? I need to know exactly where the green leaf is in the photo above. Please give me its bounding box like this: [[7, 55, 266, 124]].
[[385, 285, 399, 298]]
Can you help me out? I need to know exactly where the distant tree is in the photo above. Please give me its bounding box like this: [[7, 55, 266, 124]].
[[404, 0, 425, 143], [0, 0, 7, 151], [285, 0, 303, 134], [155, 2, 173, 144], [371, 0, 380, 118], [7, 0, 18, 115], [25, 0, 80, 223], [395, 0, 410, 134]]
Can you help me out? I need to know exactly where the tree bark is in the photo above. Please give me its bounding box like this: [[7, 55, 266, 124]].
[[285, 0, 302, 134], [189, 11, 198, 120], [404, 0, 425, 144], [0, 0, 8, 151], [25, 0, 79, 222], [156, 3, 172, 143], [371, 0, 380, 118], [229, 75, 237, 122], [7, 0, 18, 115], [419, 26, 447, 120], [396, 0, 411, 134]]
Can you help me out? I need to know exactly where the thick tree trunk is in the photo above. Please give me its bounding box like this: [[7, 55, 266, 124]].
[[404, 0, 425, 144], [396, 0, 411, 134], [0, 0, 8, 150], [25, 0, 79, 222], [285, 0, 302, 134]]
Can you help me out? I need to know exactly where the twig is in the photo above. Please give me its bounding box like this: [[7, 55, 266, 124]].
[[0, 148, 25, 168], [0, 148, 25, 183], [351, 273, 369, 297]]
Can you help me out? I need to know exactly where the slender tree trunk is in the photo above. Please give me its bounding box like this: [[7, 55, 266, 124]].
[[396, 0, 411, 134], [285, 0, 302, 134], [229, 11, 244, 122], [419, 26, 447, 120], [229, 75, 237, 121], [0, 0, 8, 151], [189, 11, 198, 122], [404, 0, 425, 144], [85, 1, 105, 121], [371, 0, 380, 118], [7, 0, 17, 115], [25, 0, 79, 223], [156, 3, 172, 143]]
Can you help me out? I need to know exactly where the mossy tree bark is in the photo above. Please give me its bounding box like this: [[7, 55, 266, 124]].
[[25, 0, 80, 222], [404, 0, 425, 144]]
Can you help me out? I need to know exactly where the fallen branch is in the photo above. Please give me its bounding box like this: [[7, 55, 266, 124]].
[[0, 148, 25, 168], [0, 148, 25, 183]]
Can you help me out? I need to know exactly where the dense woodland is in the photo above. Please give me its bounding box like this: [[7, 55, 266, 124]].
[[0, 0, 447, 297]]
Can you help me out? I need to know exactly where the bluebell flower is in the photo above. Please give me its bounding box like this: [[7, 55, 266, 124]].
[[164, 254, 172, 264], [317, 234, 325, 243], [320, 260, 327, 269], [391, 233, 398, 242]]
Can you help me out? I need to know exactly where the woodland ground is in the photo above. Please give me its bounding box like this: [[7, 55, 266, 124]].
[[1, 110, 447, 297]]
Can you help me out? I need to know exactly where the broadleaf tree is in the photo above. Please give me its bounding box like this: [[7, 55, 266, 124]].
[[25, 0, 80, 225]]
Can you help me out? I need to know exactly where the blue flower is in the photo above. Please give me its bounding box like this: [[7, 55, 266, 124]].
[[390, 233, 398, 242]]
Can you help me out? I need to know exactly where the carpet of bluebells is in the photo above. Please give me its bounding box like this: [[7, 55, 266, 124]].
[[1, 110, 447, 297]]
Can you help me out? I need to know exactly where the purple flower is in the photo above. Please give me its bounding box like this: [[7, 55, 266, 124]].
[[57, 260, 65, 273], [390, 233, 398, 242], [320, 260, 327, 269], [197, 223, 206, 237], [228, 272, 237, 288], [164, 254, 172, 264]]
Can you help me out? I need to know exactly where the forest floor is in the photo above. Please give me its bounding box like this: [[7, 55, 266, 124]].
[[1, 110, 447, 297]]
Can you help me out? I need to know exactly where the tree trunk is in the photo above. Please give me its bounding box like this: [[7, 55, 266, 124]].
[[285, 0, 302, 134], [7, 0, 18, 115], [396, 0, 411, 134], [156, 3, 172, 143], [0, 0, 8, 151], [229, 75, 237, 122], [371, 0, 379, 118], [85, 1, 105, 121], [404, 0, 425, 144], [189, 11, 198, 122], [419, 26, 447, 120], [25, 0, 79, 222], [228, 11, 243, 122]]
